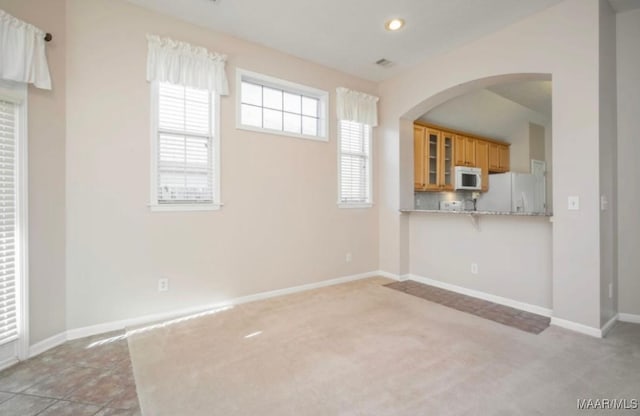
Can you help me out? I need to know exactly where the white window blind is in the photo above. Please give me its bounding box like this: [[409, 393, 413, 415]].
[[0, 99, 17, 346], [339, 120, 371, 205], [156, 82, 216, 205]]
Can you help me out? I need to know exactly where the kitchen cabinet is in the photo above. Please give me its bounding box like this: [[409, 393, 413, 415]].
[[414, 125, 426, 189], [414, 122, 508, 191], [414, 125, 454, 191], [498, 144, 510, 172], [454, 135, 476, 167], [475, 140, 489, 192], [489, 143, 510, 173]]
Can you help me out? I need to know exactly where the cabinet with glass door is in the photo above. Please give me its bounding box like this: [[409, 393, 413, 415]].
[[414, 124, 454, 191]]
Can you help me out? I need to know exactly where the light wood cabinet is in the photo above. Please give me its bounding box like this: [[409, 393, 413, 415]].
[[488, 143, 499, 171], [414, 125, 426, 189], [475, 140, 489, 192], [488, 143, 510, 173], [414, 125, 454, 191], [498, 144, 510, 172], [454, 135, 476, 167], [414, 122, 508, 191]]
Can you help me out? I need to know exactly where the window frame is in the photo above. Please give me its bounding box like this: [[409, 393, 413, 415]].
[[0, 80, 30, 361], [236, 69, 329, 142], [337, 119, 373, 209], [149, 81, 222, 212]]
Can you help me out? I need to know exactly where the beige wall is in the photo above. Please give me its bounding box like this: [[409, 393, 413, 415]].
[[379, 0, 604, 328], [617, 8, 640, 316], [508, 122, 547, 176], [64, 0, 379, 330], [0, 0, 67, 345], [529, 123, 545, 162], [544, 120, 553, 213], [410, 215, 552, 309], [598, 0, 618, 326], [509, 123, 531, 173]]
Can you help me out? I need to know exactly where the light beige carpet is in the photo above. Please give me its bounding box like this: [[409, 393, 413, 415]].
[[127, 277, 640, 415]]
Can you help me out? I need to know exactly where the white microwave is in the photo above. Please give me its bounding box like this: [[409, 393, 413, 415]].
[[455, 166, 482, 190]]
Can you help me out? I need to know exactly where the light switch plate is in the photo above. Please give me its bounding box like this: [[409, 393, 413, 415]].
[[568, 196, 580, 210], [600, 195, 608, 211]]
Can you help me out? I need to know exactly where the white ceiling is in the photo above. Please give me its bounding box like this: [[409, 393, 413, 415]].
[[488, 81, 552, 117], [419, 85, 551, 142], [125, 0, 563, 81]]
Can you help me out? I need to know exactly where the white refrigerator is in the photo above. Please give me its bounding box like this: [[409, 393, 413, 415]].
[[476, 172, 545, 213]]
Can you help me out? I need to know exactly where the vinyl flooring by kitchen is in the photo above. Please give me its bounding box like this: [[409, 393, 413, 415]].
[[0, 331, 139, 416]]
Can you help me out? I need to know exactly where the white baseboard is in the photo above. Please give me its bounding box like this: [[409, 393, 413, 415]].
[[600, 314, 619, 337], [618, 313, 640, 324], [406, 274, 553, 317], [375, 271, 413, 281], [375, 270, 403, 280], [67, 270, 383, 341], [28, 332, 67, 358], [550, 317, 602, 338], [0, 357, 18, 372]]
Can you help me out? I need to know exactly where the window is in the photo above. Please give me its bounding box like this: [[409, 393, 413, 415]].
[[0, 81, 28, 363], [151, 81, 220, 211], [237, 69, 328, 141], [338, 120, 372, 207]]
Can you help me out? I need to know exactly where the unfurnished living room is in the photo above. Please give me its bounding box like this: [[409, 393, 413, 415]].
[[0, 0, 639, 415]]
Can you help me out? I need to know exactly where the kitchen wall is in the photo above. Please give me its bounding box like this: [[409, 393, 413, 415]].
[[529, 123, 545, 162], [508, 123, 532, 173], [0, 0, 67, 345], [379, 0, 604, 329], [510, 122, 548, 175], [65, 0, 378, 330], [410, 214, 552, 310], [616, 7, 640, 317], [414, 191, 475, 211], [598, 0, 618, 327]]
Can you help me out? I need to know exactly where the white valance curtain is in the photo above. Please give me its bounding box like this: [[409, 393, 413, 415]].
[[0, 9, 51, 90], [336, 87, 379, 127], [146, 35, 229, 95]]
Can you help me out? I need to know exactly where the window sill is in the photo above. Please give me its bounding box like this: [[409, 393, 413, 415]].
[[338, 203, 373, 209], [149, 203, 222, 212]]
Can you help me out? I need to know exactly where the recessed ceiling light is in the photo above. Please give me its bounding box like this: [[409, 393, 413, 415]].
[[385, 18, 405, 31]]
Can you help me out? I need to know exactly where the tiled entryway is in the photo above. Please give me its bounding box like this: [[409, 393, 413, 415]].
[[0, 331, 139, 416], [385, 280, 550, 334]]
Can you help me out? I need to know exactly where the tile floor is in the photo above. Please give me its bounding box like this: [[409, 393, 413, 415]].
[[0, 331, 140, 416], [385, 280, 551, 334]]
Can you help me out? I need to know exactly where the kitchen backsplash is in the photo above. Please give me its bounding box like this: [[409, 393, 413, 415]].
[[414, 191, 476, 210]]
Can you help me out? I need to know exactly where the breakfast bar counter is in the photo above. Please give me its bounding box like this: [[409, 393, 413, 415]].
[[400, 209, 553, 217]]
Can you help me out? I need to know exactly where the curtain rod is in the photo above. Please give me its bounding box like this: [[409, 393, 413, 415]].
[[44, 33, 52, 42]]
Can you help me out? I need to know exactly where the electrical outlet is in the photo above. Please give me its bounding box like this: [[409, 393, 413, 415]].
[[158, 278, 169, 292], [346, 252, 352, 263], [471, 263, 479, 275]]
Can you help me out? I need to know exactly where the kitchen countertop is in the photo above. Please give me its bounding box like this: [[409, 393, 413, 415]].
[[400, 209, 553, 217]]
